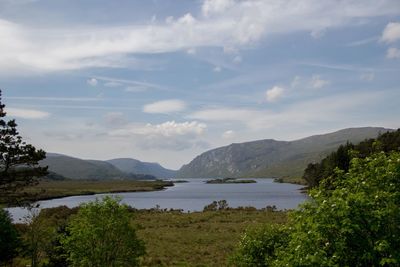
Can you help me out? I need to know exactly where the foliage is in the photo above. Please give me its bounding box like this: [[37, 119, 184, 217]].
[[0, 90, 48, 205], [61, 196, 145, 267], [203, 199, 229, 211], [236, 152, 400, 266], [22, 207, 55, 267], [303, 129, 400, 188], [0, 208, 20, 265], [43, 225, 69, 267], [13, 204, 286, 266], [231, 223, 289, 266]]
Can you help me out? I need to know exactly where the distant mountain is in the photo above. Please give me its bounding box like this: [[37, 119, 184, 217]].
[[177, 127, 393, 179], [107, 158, 177, 179], [41, 153, 127, 180]]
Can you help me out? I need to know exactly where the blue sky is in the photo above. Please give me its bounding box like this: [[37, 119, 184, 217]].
[[1, 0, 399, 169]]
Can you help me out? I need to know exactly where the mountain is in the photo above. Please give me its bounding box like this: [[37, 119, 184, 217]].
[[41, 153, 127, 180], [107, 158, 177, 178], [177, 127, 393, 179]]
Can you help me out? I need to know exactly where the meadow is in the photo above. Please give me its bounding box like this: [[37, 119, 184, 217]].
[[12, 206, 286, 267], [1, 179, 173, 205], [135, 209, 286, 266]]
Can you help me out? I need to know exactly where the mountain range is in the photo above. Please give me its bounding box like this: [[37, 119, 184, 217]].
[[41, 127, 393, 181], [176, 127, 392, 179], [41, 153, 177, 180]]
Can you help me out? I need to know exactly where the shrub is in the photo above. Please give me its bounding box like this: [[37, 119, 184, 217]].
[[61, 196, 145, 267], [234, 152, 400, 266], [0, 208, 20, 265], [231, 224, 289, 266]]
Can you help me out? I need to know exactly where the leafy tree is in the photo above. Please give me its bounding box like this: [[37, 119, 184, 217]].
[[236, 152, 400, 266], [0, 90, 48, 205], [61, 196, 145, 267], [20, 207, 54, 267], [231, 224, 289, 266], [0, 208, 20, 265], [303, 129, 400, 188]]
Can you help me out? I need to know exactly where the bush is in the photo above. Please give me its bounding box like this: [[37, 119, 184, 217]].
[[231, 224, 289, 266], [0, 208, 20, 265], [234, 152, 400, 266], [61, 196, 145, 267]]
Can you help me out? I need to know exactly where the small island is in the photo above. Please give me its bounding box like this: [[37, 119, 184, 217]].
[[206, 178, 257, 184]]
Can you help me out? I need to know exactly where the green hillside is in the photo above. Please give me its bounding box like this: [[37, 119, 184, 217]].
[[41, 153, 127, 180], [107, 158, 177, 178], [177, 127, 392, 180]]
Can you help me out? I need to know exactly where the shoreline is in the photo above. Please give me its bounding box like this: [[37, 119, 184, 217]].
[[1, 179, 174, 207]]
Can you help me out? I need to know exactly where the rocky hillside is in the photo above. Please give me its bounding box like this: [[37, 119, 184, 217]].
[[177, 127, 392, 179]]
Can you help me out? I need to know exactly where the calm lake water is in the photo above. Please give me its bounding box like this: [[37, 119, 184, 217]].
[[7, 178, 308, 222]]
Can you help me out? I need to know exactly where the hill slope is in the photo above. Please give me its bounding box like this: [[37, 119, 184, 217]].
[[107, 158, 177, 178], [41, 153, 127, 180], [177, 127, 392, 179]]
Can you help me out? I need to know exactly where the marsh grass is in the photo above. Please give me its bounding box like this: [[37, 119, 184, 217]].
[[6, 179, 173, 204], [135, 209, 287, 266]]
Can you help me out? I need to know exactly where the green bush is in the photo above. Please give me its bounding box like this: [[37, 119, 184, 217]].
[[0, 208, 20, 265], [61, 196, 145, 267], [234, 152, 400, 266], [231, 224, 289, 266]]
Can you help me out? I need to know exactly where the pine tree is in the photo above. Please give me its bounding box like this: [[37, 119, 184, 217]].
[[0, 90, 48, 205]]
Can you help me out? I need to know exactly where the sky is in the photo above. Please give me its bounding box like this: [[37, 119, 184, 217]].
[[0, 0, 400, 170]]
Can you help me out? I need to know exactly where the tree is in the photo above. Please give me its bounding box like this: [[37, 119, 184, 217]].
[[0, 208, 20, 265], [0, 90, 48, 205], [236, 152, 400, 266], [23, 208, 53, 267], [231, 223, 289, 267], [61, 196, 145, 267]]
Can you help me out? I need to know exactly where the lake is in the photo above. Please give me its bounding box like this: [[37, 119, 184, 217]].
[[7, 178, 308, 222]]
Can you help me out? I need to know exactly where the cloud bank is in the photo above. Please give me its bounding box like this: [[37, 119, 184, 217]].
[[1, 0, 399, 74]]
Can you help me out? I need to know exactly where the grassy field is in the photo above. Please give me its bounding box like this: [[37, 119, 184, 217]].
[[12, 179, 174, 203], [135, 209, 287, 266], [12, 205, 287, 267]]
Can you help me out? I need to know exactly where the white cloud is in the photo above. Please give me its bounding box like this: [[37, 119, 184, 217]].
[[222, 130, 235, 139], [265, 86, 284, 102], [6, 96, 100, 102], [1, 1, 399, 74], [143, 99, 187, 114], [189, 90, 388, 131], [186, 48, 196, 55], [309, 75, 330, 89], [87, 78, 98, 86], [110, 121, 207, 137], [189, 108, 258, 123], [6, 107, 50, 119], [143, 121, 206, 137], [109, 121, 207, 150], [213, 66, 222, 72], [95, 76, 165, 91], [386, 47, 400, 59], [381, 22, 400, 43], [202, 0, 234, 17]]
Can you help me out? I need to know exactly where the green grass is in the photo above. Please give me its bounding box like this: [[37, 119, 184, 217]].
[[8, 179, 174, 204], [134, 209, 287, 266], [12, 205, 287, 267]]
